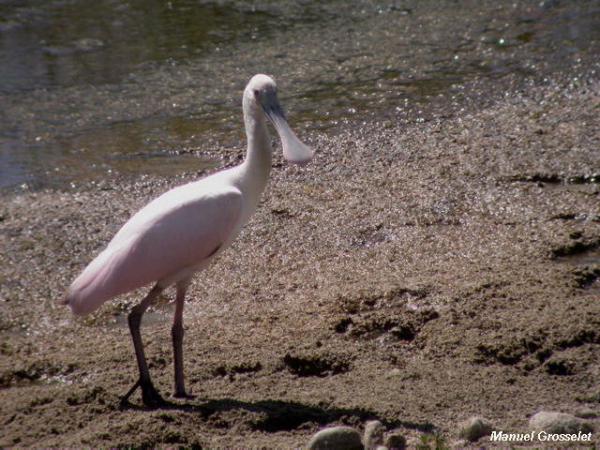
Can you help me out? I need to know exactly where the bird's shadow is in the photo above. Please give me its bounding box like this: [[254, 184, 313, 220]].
[[120, 396, 435, 434]]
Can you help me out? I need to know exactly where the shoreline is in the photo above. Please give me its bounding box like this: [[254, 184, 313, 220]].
[[2, 61, 598, 199]]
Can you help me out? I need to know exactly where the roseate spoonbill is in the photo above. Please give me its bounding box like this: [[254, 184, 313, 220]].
[[64, 74, 312, 407]]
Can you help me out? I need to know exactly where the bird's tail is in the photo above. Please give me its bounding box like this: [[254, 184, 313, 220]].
[[63, 247, 122, 316]]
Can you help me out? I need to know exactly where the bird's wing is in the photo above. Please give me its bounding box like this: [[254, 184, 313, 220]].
[[66, 185, 243, 315]]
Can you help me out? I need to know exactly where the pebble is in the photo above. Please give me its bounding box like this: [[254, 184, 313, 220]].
[[363, 420, 385, 449], [457, 416, 492, 442], [74, 38, 105, 52], [307, 426, 363, 450], [386, 368, 402, 378], [529, 411, 593, 434], [575, 407, 598, 419], [384, 431, 406, 450]]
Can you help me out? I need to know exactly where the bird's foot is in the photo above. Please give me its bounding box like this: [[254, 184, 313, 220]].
[[141, 380, 167, 408], [119, 378, 166, 409], [119, 378, 141, 409]]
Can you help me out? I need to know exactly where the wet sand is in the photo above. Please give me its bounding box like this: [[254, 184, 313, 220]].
[[1, 67, 599, 447]]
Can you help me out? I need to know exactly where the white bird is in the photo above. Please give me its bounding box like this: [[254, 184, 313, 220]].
[[64, 74, 312, 407]]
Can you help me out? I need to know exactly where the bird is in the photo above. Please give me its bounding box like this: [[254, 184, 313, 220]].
[[64, 74, 313, 408]]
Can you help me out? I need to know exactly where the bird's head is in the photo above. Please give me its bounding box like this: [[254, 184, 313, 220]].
[[244, 74, 313, 165]]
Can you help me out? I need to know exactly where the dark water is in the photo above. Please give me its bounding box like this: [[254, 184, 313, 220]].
[[1, 0, 599, 190]]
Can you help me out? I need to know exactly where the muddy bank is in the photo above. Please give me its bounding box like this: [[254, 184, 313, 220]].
[[1, 71, 599, 447]]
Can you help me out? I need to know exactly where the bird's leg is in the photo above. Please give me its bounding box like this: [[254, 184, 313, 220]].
[[172, 279, 192, 398], [120, 283, 166, 408]]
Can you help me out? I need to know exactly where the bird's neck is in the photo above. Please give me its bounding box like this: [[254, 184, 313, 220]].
[[239, 103, 272, 207]]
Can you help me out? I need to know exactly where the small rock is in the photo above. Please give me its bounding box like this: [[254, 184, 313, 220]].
[[74, 38, 105, 52], [386, 368, 402, 378], [529, 411, 593, 434], [575, 408, 598, 419], [363, 420, 385, 449], [457, 416, 492, 442], [384, 431, 406, 450], [307, 426, 363, 450]]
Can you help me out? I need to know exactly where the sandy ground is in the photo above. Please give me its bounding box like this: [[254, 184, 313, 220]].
[[1, 72, 599, 448]]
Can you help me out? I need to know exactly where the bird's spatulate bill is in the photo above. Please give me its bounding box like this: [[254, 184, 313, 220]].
[[265, 102, 313, 165]]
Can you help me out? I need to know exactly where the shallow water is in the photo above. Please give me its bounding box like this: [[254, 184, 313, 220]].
[[1, 0, 599, 190]]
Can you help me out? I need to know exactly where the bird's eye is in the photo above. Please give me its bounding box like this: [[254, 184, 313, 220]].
[[253, 89, 260, 98]]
